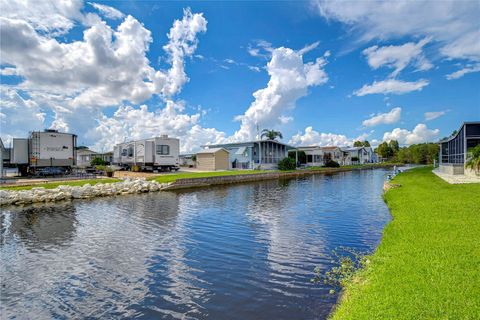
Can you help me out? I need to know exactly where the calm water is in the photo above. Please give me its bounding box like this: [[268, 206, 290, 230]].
[[1, 169, 390, 319]]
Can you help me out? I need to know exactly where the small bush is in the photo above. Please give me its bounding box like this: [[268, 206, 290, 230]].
[[324, 160, 340, 168], [90, 157, 106, 166], [278, 157, 296, 171]]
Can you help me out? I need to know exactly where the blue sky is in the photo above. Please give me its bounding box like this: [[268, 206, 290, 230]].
[[1, 0, 479, 152]]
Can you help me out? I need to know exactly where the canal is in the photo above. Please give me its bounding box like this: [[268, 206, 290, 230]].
[[0, 169, 391, 319]]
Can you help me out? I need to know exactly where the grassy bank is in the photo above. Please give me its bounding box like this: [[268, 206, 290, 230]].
[[150, 170, 270, 184], [331, 166, 480, 319], [0, 178, 121, 191], [151, 163, 400, 184], [1, 163, 398, 191]]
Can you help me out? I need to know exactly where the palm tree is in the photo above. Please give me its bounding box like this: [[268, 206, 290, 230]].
[[465, 144, 480, 174], [261, 129, 283, 141]]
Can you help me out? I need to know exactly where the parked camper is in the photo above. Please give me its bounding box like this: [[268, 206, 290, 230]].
[[10, 129, 77, 175], [113, 135, 180, 171]]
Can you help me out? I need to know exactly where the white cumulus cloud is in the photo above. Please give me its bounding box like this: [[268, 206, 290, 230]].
[[289, 126, 354, 146], [354, 79, 429, 96], [362, 107, 401, 127], [0, 4, 213, 152], [0, 86, 46, 143], [0, 0, 84, 36], [91, 102, 226, 153], [232, 47, 329, 141], [382, 123, 440, 145]]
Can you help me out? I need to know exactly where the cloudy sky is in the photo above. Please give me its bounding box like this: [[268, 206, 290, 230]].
[[1, 0, 479, 152]]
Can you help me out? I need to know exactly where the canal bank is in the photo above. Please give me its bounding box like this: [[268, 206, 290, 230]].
[[330, 167, 480, 319], [0, 167, 391, 319], [0, 164, 397, 206]]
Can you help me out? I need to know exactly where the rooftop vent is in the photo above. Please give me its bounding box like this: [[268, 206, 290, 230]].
[[45, 129, 59, 133], [161, 134, 169, 139]]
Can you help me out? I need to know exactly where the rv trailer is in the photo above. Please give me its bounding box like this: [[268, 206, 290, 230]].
[[113, 135, 180, 171], [10, 130, 77, 175]]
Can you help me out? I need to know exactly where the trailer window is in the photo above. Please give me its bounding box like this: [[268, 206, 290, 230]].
[[121, 149, 127, 156], [156, 145, 170, 155]]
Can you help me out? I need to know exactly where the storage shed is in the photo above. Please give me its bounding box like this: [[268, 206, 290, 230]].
[[196, 148, 230, 171]]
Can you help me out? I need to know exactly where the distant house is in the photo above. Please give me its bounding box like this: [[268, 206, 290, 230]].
[[203, 140, 294, 170], [77, 149, 113, 167], [297, 145, 377, 167], [196, 148, 230, 171], [340, 147, 375, 165], [297, 146, 344, 167], [438, 121, 480, 176], [179, 154, 196, 167]]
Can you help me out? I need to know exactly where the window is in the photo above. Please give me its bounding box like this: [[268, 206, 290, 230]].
[[156, 145, 170, 155], [128, 146, 134, 157], [121, 149, 127, 156]]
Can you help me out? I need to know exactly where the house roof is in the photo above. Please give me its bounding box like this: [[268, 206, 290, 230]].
[[204, 139, 295, 149], [77, 149, 98, 155], [197, 148, 229, 154], [320, 146, 340, 150], [341, 147, 364, 152], [438, 121, 480, 144]]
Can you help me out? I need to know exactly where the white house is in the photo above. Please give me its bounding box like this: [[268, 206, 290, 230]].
[[297, 145, 376, 166], [340, 147, 375, 165], [77, 149, 113, 167], [297, 146, 344, 167]]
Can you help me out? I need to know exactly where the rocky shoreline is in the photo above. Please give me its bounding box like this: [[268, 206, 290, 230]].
[[1, 165, 397, 207], [0, 179, 171, 207]]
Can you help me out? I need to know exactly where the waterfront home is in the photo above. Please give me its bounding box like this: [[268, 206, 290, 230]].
[[297, 146, 345, 167], [438, 121, 480, 176], [203, 140, 294, 169], [77, 149, 113, 167], [340, 146, 376, 165], [179, 154, 196, 167], [196, 148, 230, 171]]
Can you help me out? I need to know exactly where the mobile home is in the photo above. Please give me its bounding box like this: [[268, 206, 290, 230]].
[[113, 135, 180, 171], [10, 129, 77, 175], [202, 140, 294, 170]]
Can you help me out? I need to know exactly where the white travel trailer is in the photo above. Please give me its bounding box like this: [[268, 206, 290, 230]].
[[113, 135, 180, 171], [10, 129, 77, 175]]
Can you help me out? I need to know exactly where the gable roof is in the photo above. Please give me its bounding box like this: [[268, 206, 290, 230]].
[[197, 148, 229, 154]]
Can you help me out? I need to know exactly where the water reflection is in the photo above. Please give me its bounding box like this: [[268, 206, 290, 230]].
[[2, 203, 78, 249], [0, 170, 391, 319]]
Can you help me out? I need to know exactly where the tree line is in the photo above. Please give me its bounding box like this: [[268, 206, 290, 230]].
[[374, 140, 438, 164]]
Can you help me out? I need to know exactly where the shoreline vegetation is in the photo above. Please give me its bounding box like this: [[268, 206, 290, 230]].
[[1, 163, 400, 191], [330, 166, 480, 319]]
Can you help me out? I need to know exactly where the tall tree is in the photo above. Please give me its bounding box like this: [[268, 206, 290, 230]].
[[261, 129, 283, 141], [376, 142, 393, 159], [353, 140, 371, 147], [388, 140, 400, 154], [353, 141, 363, 147]]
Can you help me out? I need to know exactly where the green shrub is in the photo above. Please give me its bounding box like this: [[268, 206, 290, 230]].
[[278, 157, 296, 171], [325, 160, 340, 168], [466, 144, 480, 174], [90, 157, 106, 166]]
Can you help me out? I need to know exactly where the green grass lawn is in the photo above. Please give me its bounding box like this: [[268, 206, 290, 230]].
[[331, 166, 480, 319], [0, 178, 121, 191], [150, 170, 270, 184]]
